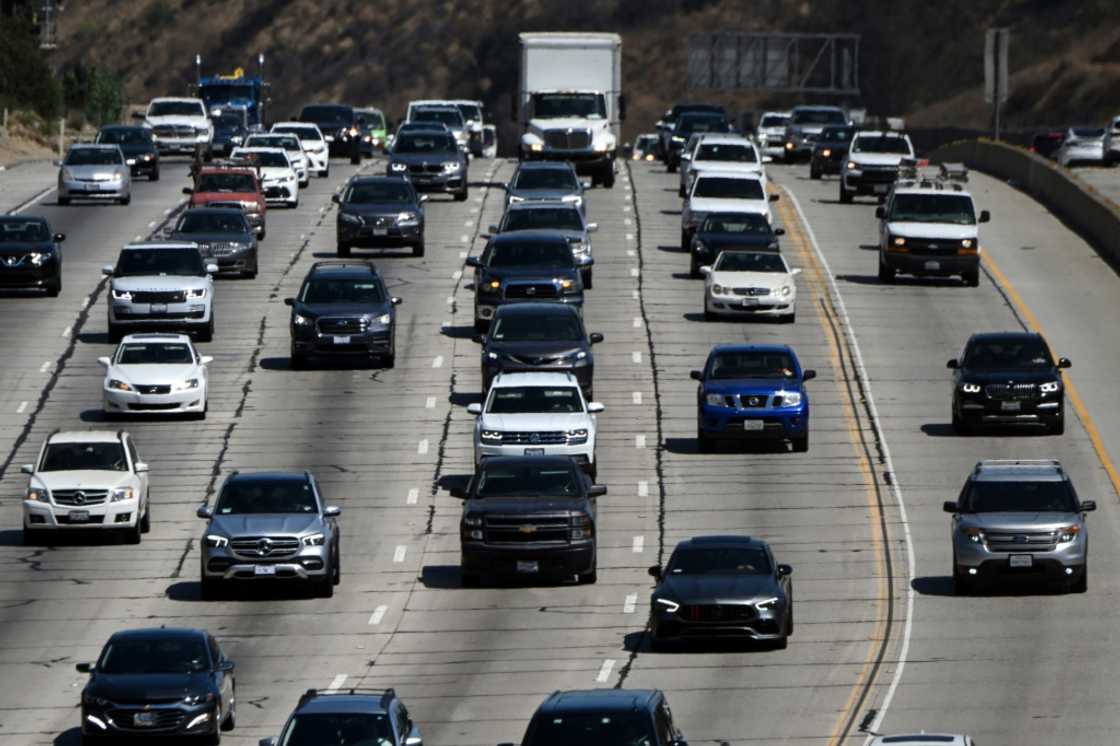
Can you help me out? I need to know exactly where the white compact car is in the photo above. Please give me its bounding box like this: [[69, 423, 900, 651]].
[[100, 333, 211, 419], [139, 96, 213, 155], [245, 133, 309, 186], [230, 147, 300, 208], [272, 122, 330, 177], [467, 371, 604, 480], [682, 170, 777, 248], [681, 135, 764, 197], [1103, 115, 1120, 165], [21, 430, 150, 545], [1057, 127, 1106, 167], [701, 249, 800, 323], [755, 110, 790, 159]]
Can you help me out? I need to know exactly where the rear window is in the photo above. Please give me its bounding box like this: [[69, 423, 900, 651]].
[[696, 143, 757, 163], [197, 173, 256, 193], [694, 177, 764, 200]]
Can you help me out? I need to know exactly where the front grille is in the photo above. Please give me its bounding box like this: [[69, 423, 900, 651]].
[[715, 394, 781, 408], [859, 166, 899, 183], [200, 241, 240, 257], [230, 535, 302, 559], [135, 384, 171, 395], [113, 310, 205, 320], [985, 383, 1038, 401], [497, 431, 569, 445], [317, 317, 367, 334], [505, 283, 559, 299], [543, 129, 591, 150], [679, 604, 756, 622], [52, 489, 109, 506], [985, 530, 1058, 553], [484, 514, 570, 544], [508, 353, 565, 366], [106, 707, 185, 731], [409, 164, 443, 174], [152, 124, 195, 139], [0, 253, 29, 267], [130, 290, 186, 304], [57, 514, 105, 525], [731, 287, 771, 297], [910, 238, 964, 255]]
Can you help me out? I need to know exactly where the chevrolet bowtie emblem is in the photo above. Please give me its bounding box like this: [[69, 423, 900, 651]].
[[518, 525, 536, 534]]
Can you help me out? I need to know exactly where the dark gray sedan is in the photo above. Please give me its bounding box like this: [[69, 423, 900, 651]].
[[168, 207, 259, 278]]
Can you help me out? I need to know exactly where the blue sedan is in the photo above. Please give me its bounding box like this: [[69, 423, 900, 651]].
[[691, 344, 815, 452]]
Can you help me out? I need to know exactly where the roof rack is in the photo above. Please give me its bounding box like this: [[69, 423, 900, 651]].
[[309, 259, 376, 272], [299, 687, 396, 707], [975, 459, 1063, 474]]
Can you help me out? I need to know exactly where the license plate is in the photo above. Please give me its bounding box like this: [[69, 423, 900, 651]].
[[150, 303, 167, 314], [516, 560, 539, 574], [744, 420, 765, 431], [372, 227, 389, 236], [524, 447, 545, 456], [254, 565, 277, 576], [1009, 554, 1033, 568], [1001, 400, 1021, 412], [333, 335, 351, 344], [134, 711, 157, 727], [126, 159, 137, 166], [68, 510, 89, 522], [325, 135, 335, 142], [741, 298, 759, 307], [874, 184, 889, 193], [924, 260, 941, 270]]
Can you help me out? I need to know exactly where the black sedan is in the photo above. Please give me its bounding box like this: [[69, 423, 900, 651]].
[[809, 124, 857, 179], [168, 207, 259, 278], [474, 302, 603, 397], [77, 627, 236, 742], [387, 130, 469, 201], [689, 212, 784, 276], [96, 125, 159, 180], [333, 176, 427, 257], [649, 535, 793, 649], [0, 215, 64, 296]]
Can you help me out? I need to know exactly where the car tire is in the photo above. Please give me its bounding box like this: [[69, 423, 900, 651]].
[[680, 230, 689, 252], [951, 408, 971, 435], [678, 185, 686, 197], [1050, 408, 1065, 435], [108, 323, 124, 344], [258, 227, 266, 240], [1070, 566, 1087, 593], [962, 268, 980, 287], [474, 317, 488, 333], [839, 183, 853, 204], [119, 194, 131, 206], [455, 188, 469, 202], [588, 461, 598, 483], [952, 563, 973, 595], [461, 571, 480, 588], [221, 698, 236, 731], [878, 259, 895, 284], [124, 522, 141, 545], [58, 196, 70, 206], [315, 572, 334, 598], [581, 268, 592, 290], [413, 240, 425, 257], [578, 567, 597, 584], [782, 312, 796, 324], [698, 431, 714, 453], [792, 433, 809, 453], [333, 545, 342, 586], [337, 241, 352, 257], [140, 500, 151, 533], [22, 528, 43, 546], [602, 165, 615, 188], [772, 633, 789, 650], [667, 161, 677, 174], [290, 198, 299, 210], [200, 576, 221, 601], [46, 276, 61, 297], [810, 165, 821, 180], [383, 351, 396, 369], [150, 167, 160, 182], [290, 351, 308, 370], [244, 260, 258, 280], [703, 307, 715, 322], [199, 317, 214, 343]]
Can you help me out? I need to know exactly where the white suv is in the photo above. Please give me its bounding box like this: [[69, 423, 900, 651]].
[[467, 371, 604, 480], [104, 242, 217, 342], [21, 430, 150, 545]]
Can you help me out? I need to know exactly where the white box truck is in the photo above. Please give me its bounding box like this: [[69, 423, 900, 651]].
[[517, 32, 623, 188]]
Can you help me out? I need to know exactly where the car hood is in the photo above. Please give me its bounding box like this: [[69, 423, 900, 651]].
[[695, 233, 777, 251], [480, 412, 592, 431], [959, 368, 1058, 384], [294, 301, 390, 317], [960, 512, 1078, 532], [887, 222, 977, 240], [510, 189, 580, 202], [208, 513, 321, 537], [704, 377, 802, 395], [390, 152, 460, 165], [146, 115, 208, 127], [690, 197, 769, 216], [109, 364, 200, 385], [484, 266, 578, 281], [850, 152, 907, 167], [658, 574, 779, 604], [34, 471, 133, 491], [88, 672, 209, 702], [112, 276, 210, 292], [169, 231, 253, 245], [487, 340, 586, 357], [342, 203, 416, 217], [465, 496, 585, 514], [709, 270, 790, 289]]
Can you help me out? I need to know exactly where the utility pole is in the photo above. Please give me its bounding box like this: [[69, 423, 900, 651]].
[[985, 28, 1010, 141]]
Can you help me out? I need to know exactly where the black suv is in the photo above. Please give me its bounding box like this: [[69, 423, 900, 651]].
[[454, 455, 605, 586], [809, 124, 857, 179], [0, 215, 64, 296], [466, 231, 586, 331], [286, 260, 401, 368], [648, 535, 793, 649], [666, 112, 733, 172], [333, 176, 427, 258], [387, 129, 469, 201], [77, 627, 236, 742], [500, 689, 687, 746], [474, 303, 602, 397], [299, 103, 362, 161], [948, 332, 1070, 435], [262, 687, 421, 746], [689, 212, 784, 277], [96, 124, 160, 180]]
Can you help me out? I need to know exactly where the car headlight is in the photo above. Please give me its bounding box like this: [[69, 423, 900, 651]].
[[785, 142, 795, 150], [530, 142, 543, 152], [755, 596, 779, 611], [62, 167, 74, 180], [567, 428, 589, 444], [778, 391, 802, 407], [108, 379, 134, 392], [1057, 525, 1081, 543], [111, 487, 134, 502], [655, 597, 680, 613], [142, 154, 153, 161], [561, 195, 582, 205], [711, 284, 724, 295], [481, 279, 501, 293], [671, 136, 684, 143], [240, 200, 259, 212], [508, 195, 525, 204], [822, 148, 832, 157], [205, 534, 229, 548], [559, 278, 575, 292], [570, 240, 588, 255], [339, 212, 362, 225], [372, 313, 392, 326], [174, 378, 200, 391], [565, 350, 588, 362], [195, 125, 210, 135], [593, 142, 610, 153], [112, 288, 132, 301], [302, 532, 326, 547], [705, 393, 726, 407], [480, 430, 503, 442], [186, 288, 207, 299], [961, 383, 981, 394], [694, 241, 708, 254], [293, 313, 313, 326], [25, 487, 48, 502], [1040, 381, 1060, 393], [486, 351, 498, 360], [892, 236, 906, 247], [183, 692, 215, 706], [397, 211, 419, 224], [464, 515, 483, 527], [29, 251, 48, 265], [389, 162, 408, 172], [114, 170, 126, 180], [961, 527, 983, 543], [961, 239, 974, 248], [443, 161, 462, 173], [847, 161, 858, 170], [570, 514, 593, 540], [230, 135, 243, 145]]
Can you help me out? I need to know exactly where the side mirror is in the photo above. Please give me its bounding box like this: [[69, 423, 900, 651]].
[[777, 564, 793, 577], [76, 662, 93, 674], [471, 334, 485, 344], [802, 369, 817, 381], [943, 501, 959, 513], [466, 403, 482, 415], [20, 463, 34, 474], [449, 486, 468, 499], [875, 206, 886, 219], [689, 370, 703, 381], [182, 187, 193, 195], [196, 505, 213, 519], [134, 462, 149, 473], [790, 268, 803, 276], [589, 332, 604, 344], [586, 222, 599, 232], [647, 565, 662, 580], [946, 359, 959, 369], [773, 228, 785, 236], [588, 485, 608, 497], [979, 209, 991, 223], [205, 263, 219, 274], [1081, 500, 1097, 512], [1058, 357, 1072, 369], [404, 738, 423, 746], [464, 257, 480, 267], [580, 179, 592, 189], [324, 506, 342, 517], [488, 224, 499, 233], [54, 232, 66, 242], [331, 193, 340, 204], [101, 264, 114, 276], [284, 297, 295, 306], [259, 740, 277, 746], [200, 355, 214, 365], [419, 194, 429, 203], [587, 402, 605, 413], [97, 356, 111, 367], [681, 152, 691, 161], [219, 660, 235, 672], [479, 234, 492, 241], [762, 155, 773, 163], [768, 193, 780, 202], [392, 297, 402, 306], [699, 266, 711, 275]]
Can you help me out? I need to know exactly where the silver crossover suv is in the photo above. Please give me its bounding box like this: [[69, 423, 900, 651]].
[[197, 471, 341, 599], [944, 459, 1095, 594]]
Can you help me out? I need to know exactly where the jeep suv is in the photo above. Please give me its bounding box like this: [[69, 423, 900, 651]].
[[456, 455, 605, 586], [197, 471, 342, 598], [21, 429, 150, 545], [944, 460, 1095, 594], [285, 260, 402, 368], [262, 687, 421, 746], [948, 332, 1070, 434], [103, 242, 217, 343], [499, 689, 686, 746]]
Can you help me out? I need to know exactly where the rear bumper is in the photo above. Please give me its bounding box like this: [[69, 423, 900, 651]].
[[337, 221, 422, 246], [481, 361, 593, 393], [842, 170, 898, 194]]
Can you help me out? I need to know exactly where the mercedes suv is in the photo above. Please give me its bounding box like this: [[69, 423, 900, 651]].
[[197, 471, 342, 598]]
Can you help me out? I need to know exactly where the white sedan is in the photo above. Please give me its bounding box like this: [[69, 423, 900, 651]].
[[272, 122, 330, 177], [99, 333, 211, 419], [230, 147, 300, 208], [701, 250, 800, 323]]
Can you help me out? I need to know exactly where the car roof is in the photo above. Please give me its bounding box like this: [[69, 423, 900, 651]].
[[226, 470, 310, 484], [891, 182, 974, 197], [181, 205, 251, 217], [490, 230, 571, 245], [349, 175, 412, 187], [972, 459, 1066, 483], [792, 104, 846, 112], [674, 534, 768, 550], [710, 343, 794, 355], [855, 130, 911, 139], [306, 260, 381, 279], [48, 430, 126, 444], [69, 143, 120, 151], [492, 302, 580, 318], [967, 331, 1043, 345], [122, 241, 200, 251], [0, 215, 46, 224], [695, 169, 764, 181], [505, 200, 581, 211], [119, 333, 193, 344], [296, 691, 394, 716], [538, 689, 660, 715], [109, 627, 207, 642], [695, 134, 753, 146], [272, 121, 319, 129], [150, 96, 204, 104], [492, 371, 579, 388], [870, 736, 968, 745], [516, 160, 576, 171]]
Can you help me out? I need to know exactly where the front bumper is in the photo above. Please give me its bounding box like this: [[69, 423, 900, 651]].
[[126, 156, 159, 175], [24, 496, 140, 530], [109, 302, 212, 328], [292, 327, 393, 357], [337, 218, 422, 247], [652, 604, 787, 641], [82, 702, 220, 737], [0, 258, 60, 288], [104, 385, 206, 415], [883, 250, 978, 277], [954, 536, 1085, 578], [842, 168, 899, 194], [705, 290, 794, 317], [202, 545, 331, 581], [154, 135, 209, 154], [699, 404, 808, 440], [477, 442, 594, 466], [59, 177, 128, 200], [461, 541, 595, 579], [305, 149, 330, 171], [955, 391, 1062, 426], [400, 169, 465, 193]]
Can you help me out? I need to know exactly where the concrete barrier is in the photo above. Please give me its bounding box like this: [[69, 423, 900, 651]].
[[929, 139, 1120, 267]]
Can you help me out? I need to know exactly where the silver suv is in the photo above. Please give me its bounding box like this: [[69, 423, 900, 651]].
[[104, 242, 218, 342], [197, 471, 341, 599], [944, 459, 1095, 594]]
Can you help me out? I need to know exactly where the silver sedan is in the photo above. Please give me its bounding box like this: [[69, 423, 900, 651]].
[[57, 144, 131, 206]]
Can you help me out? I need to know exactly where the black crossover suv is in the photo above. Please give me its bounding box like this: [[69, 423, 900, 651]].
[[0, 215, 64, 296], [334, 176, 426, 257], [500, 689, 687, 746]]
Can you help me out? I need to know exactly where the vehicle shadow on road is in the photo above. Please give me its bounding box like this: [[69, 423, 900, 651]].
[[656, 245, 685, 254], [835, 274, 965, 288], [623, 629, 782, 654], [52, 728, 80, 746], [670, 272, 697, 281], [11, 529, 130, 547], [663, 436, 790, 455], [440, 324, 478, 340], [921, 423, 1051, 439], [258, 356, 388, 372], [857, 244, 880, 251], [310, 250, 416, 260], [165, 580, 323, 602], [419, 565, 468, 589], [912, 575, 1069, 597], [449, 392, 482, 408], [77, 331, 112, 345]]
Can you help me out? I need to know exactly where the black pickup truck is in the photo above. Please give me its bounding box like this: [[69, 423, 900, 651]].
[[455, 455, 604, 586]]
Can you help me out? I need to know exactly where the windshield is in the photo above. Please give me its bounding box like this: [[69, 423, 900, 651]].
[[457, 103, 482, 121], [40, 442, 127, 471], [696, 143, 757, 163], [714, 252, 787, 273], [275, 125, 322, 141], [527, 712, 654, 746], [97, 128, 152, 145], [491, 312, 583, 341], [200, 84, 256, 104], [694, 177, 765, 200], [211, 111, 245, 128], [701, 214, 771, 234], [357, 111, 386, 129], [236, 150, 288, 168], [678, 116, 731, 136], [487, 386, 584, 414], [0, 219, 49, 242], [299, 279, 385, 304], [514, 170, 578, 191], [196, 173, 256, 192], [98, 637, 209, 675], [760, 114, 788, 128], [66, 148, 121, 166], [176, 211, 249, 234], [394, 133, 457, 154], [345, 182, 413, 204], [117, 342, 194, 365], [489, 242, 573, 268], [301, 105, 352, 124], [475, 464, 579, 498], [667, 546, 772, 575], [215, 478, 318, 514], [792, 109, 846, 125], [963, 338, 1053, 369], [820, 126, 856, 142], [531, 93, 606, 119], [503, 207, 583, 232], [413, 108, 464, 128], [962, 480, 1078, 513], [279, 714, 394, 746], [247, 136, 300, 152], [149, 101, 205, 117], [709, 351, 797, 379], [853, 136, 911, 154], [116, 248, 204, 277], [889, 194, 975, 224]]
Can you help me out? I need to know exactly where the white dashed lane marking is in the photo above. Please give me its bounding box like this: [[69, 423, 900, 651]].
[[393, 545, 407, 563], [417, 439, 429, 455], [368, 605, 388, 625], [407, 488, 419, 505], [632, 536, 645, 553], [596, 659, 615, 683], [327, 674, 348, 692], [624, 594, 637, 613]]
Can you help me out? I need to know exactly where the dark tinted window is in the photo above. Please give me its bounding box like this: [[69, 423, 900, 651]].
[[345, 182, 414, 204], [279, 714, 393, 746], [963, 338, 1053, 370], [413, 108, 464, 128], [514, 169, 578, 191], [503, 208, 583, 232], [97, 128, 152, 145], [701, 214, 771, 234], [709, 351, 796, 379], [962, 480, 1077, 513], [211, 110, 245, 128], [475, 464, 579, 498], [65, 148, 122, 166], [117, 343, 194, 365], [488, 386, 584, 414], [760, 114, 789, 128], [215, 478, 318, 515], [301, 105, 353, 124], [115, 248, 205, 277], [713, 252, 786, 273], [236, 150, 288, 168], [1071, 127, 1105, 139], [176, 211, 250, 234], [491, 312, 583, 342], [667, 546, 772, 575], [820, 126, 856, 141], [531, 93, 606, 119], [791, 109, 846, 125], [696, 143, 757, 162], [300, 278, 385, 304], [678, 115, 731, 136], [852, 135, 911, 154], [527, 712, 653, 746], [98, 636, 209, 675], [457, 104, 482, 121], [394, 133, 457, 154], [0, 218, 49, 242], [489, 242, 573, 269], [41, 442, 127, 472], [149, 100, 205, 117], [196, 173, 256, 192], [274, 125, 322, 141], [694, 177, 765, 200]]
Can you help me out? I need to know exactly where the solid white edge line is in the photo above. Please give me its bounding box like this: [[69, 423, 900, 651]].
[[782, 187, 916, 741], [9, 184, 55, 215]]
